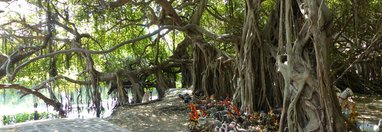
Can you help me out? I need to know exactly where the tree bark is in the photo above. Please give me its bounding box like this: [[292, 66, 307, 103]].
[[237, 0, 277, 112], [155, 71, 169, 98], [277, 0, 346, 131]]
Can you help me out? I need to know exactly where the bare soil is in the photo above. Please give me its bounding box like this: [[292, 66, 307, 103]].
[[106, 89, 191, 131], [354, 94, 382, 124], [106, 90, 382, 131]]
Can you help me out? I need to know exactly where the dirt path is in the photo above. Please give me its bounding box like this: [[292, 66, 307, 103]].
[[106, 89, 191, 131], [0, 118, 129, 132], [354, 94, 382, 124], [106, 90, 382, 131]]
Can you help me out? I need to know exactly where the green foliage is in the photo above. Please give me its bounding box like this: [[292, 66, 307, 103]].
[[1, 112, 58, 125]]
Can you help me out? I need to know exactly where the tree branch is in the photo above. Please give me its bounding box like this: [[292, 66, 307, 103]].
[[5, 24, 229, 81], [154, 0, 185, 26], [0, 84, 66, 117]]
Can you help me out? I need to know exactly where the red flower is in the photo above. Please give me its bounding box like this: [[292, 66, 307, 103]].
[[233, 103, 240, 116]]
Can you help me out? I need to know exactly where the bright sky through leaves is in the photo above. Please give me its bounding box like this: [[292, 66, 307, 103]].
[[0, 0, 36, 24]]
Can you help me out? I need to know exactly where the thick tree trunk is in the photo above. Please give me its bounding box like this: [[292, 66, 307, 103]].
[[310, 0, 346, 130], [170, 38, 192, 88], [155, 71, 169, 98], [126, 72, 143, 103], [237, 0, 278, 112], [115, 73, 129, 105], [191, 37, 235, 99], [191, 42, 206, 95], [191, 39, 218, 97], [181, 63, 192, 88], [277, 0, 346, 131]]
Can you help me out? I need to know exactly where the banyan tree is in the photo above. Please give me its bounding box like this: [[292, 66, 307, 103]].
[[1, 0, 381, 131]]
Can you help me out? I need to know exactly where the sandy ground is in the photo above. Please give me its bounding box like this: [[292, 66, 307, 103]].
[[106, 89, 191, 131], [0, 118, 129, 132], [354, 94, 382, 124], [106, 90, 382, 131]]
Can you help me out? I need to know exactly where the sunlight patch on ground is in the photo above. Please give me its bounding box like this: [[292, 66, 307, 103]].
[[354, 94, 382, 123]]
